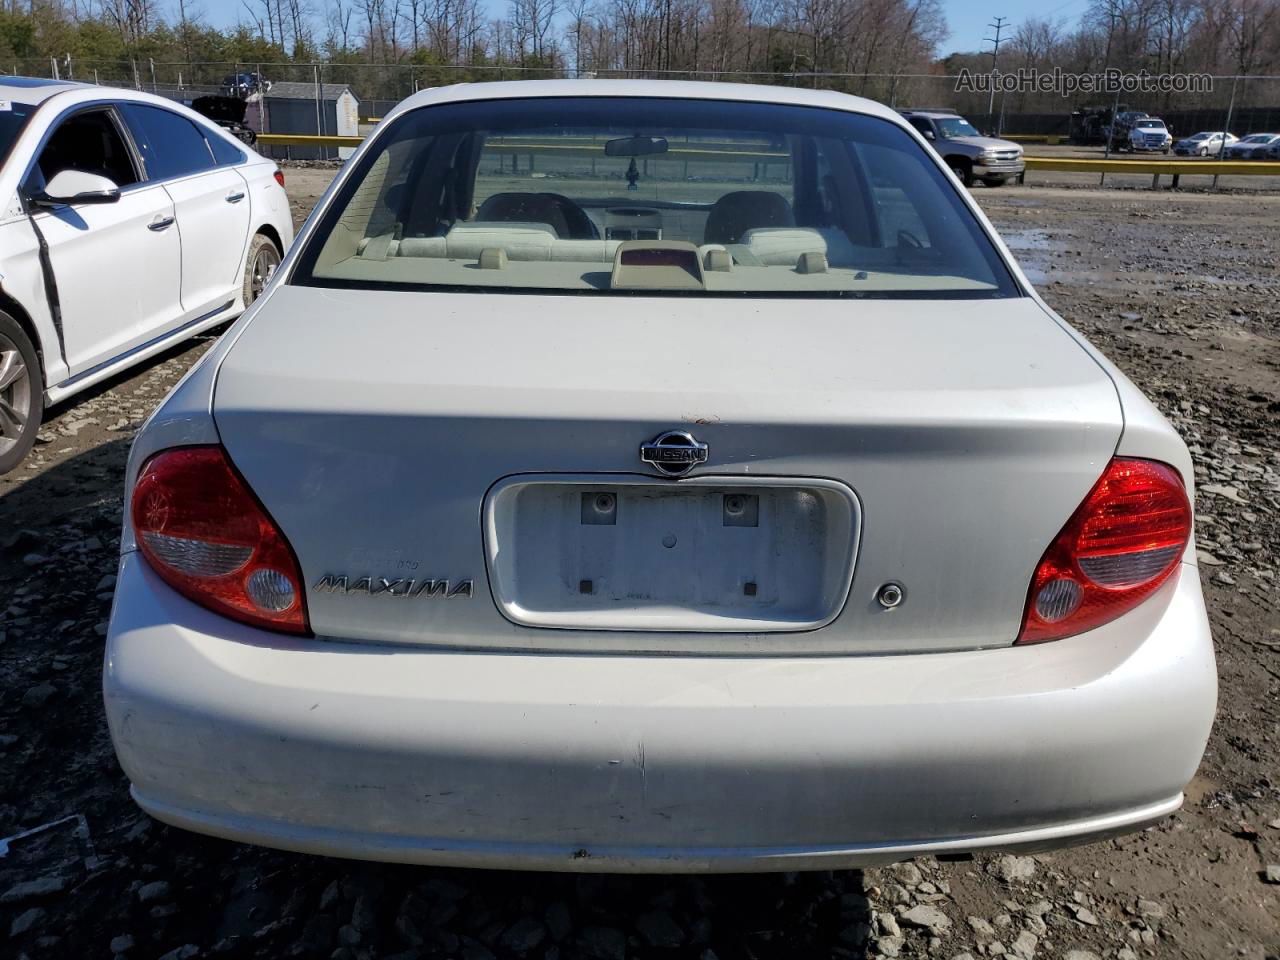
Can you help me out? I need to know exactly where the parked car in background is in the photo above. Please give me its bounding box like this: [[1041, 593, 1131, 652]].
[[221, 73, 271, 99], [1173, 131, 1237, 156], [105, 80, 1216, 874], [0, 77, 292, 474], [1126, 117, 1172, 153], [1223, 133, 1280, 159], [899, 108, 1024, 186]]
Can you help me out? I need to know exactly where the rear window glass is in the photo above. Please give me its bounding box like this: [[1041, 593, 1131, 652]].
[[122, 104, 216, 180], [294, 97, 1020, 299], [206, 131, 245, 165]]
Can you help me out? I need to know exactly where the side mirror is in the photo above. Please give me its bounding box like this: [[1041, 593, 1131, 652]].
[[923, 130, 936, 141], [31, 170, 121, 207]]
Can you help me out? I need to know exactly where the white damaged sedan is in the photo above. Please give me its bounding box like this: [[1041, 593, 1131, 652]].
[[104, 81, 1216, 873]]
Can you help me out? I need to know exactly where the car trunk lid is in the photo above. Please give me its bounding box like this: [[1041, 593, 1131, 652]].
[[212, 285, 1122, 655]]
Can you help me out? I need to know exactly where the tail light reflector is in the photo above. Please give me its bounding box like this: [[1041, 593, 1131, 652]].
[[273, 169, 285, 187], [1017, 458, 1191, 644], [132, 446, 309, 634]]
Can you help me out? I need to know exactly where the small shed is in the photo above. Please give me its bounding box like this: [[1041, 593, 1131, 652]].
[[260, 82, 360, 160]]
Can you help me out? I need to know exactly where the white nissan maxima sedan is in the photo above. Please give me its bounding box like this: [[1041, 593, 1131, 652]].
[[104, 81, 1216, 873], [0, 76, 293, 474]]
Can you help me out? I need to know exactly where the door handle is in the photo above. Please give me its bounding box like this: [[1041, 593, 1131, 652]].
[[225, 192, 246, 204], [148, 216, 175, 231]]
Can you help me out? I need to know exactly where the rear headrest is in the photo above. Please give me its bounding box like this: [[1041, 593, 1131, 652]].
[[704, 191, 795, 245], [739, 227, 857, 267]]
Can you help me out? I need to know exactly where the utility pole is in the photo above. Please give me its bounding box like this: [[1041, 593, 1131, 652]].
[[984, 16, 1009, 134]]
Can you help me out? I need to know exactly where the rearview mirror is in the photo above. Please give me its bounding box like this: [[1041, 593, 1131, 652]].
[[605, 136, 669, 158], [32, 170, 121, 207], [922, 130, 935, 141]]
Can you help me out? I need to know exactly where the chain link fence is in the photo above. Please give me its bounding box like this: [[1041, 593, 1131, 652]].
[[8, 58, 1280, 140]]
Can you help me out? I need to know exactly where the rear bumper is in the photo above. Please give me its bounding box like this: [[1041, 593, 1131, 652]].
[[104, 554, 1217, 873]]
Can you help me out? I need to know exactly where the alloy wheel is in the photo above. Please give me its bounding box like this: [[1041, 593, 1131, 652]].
[[250, 245, 281, 302], [0, 332, 32, 456]]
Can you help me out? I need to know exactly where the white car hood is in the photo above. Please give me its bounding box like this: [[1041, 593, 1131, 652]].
[[948, 135, 1020, 151]]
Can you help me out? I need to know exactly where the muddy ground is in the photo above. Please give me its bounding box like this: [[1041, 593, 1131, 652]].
[[1, 169, 1277, 960]]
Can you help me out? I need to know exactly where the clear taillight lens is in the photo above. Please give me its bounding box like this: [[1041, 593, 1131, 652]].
[[1017, 458, 1191, 644], [132, 446, 309, 634]]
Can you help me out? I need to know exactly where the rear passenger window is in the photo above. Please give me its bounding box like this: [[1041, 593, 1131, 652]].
[[206, 132, 244, 166], [122, 104, 215, 180]]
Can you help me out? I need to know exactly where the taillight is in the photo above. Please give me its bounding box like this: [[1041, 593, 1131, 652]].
[[1017, 458, 1191, 644], [132, 446, 309, 635], [273, 169, 285, 187]]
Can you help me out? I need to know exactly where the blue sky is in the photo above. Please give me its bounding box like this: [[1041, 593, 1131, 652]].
[[941, 0, 1090, 54], [202, 0, 1093, 58]]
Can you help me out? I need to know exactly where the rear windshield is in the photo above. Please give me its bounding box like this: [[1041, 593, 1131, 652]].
[[294, 97, 1020, 299]]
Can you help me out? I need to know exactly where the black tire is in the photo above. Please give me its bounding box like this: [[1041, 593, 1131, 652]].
[[243, 233, 283, 307], [0, 311, 43, 476], [947, 158, 974, 187], [981, 177, 1006, 188]]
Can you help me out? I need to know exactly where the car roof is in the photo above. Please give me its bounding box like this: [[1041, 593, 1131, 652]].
[[0, 79, 250, 121], [388, 79, 903, 125], [0, 76, 89, 103], [899, 111, 960, 119]]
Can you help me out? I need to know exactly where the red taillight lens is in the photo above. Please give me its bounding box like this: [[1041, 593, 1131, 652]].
[[1017, 458, 1191, 644], [132, 446, 309, 635], [273, 169, 285, 187]]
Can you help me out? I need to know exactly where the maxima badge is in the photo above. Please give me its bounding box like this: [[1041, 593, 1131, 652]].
[[640, 430, 709, 477]]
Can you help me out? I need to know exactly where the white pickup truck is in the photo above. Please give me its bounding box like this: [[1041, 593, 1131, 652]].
[[1127, 118, 1173, 153]]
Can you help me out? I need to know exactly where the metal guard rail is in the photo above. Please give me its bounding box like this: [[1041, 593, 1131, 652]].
[[256, 134, 1280, 181]]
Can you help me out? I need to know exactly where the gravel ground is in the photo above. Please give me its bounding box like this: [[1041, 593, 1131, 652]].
[[1, 169, 1277, 960]]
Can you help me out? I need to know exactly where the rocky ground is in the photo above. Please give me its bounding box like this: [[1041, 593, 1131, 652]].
[[0, 170, 1277, 960]]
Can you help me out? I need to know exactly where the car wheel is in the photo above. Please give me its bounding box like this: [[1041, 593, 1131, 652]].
[[0, 312, 43, 476], [243, 234, 282, 306], [1199, 147, 1208, 157], [981, 177, 1006, 187], [948, 159, 974, 187]]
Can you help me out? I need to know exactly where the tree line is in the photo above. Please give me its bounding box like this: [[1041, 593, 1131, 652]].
[[950, 0, 1280, 114], [0, 0, 1275, 109]]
